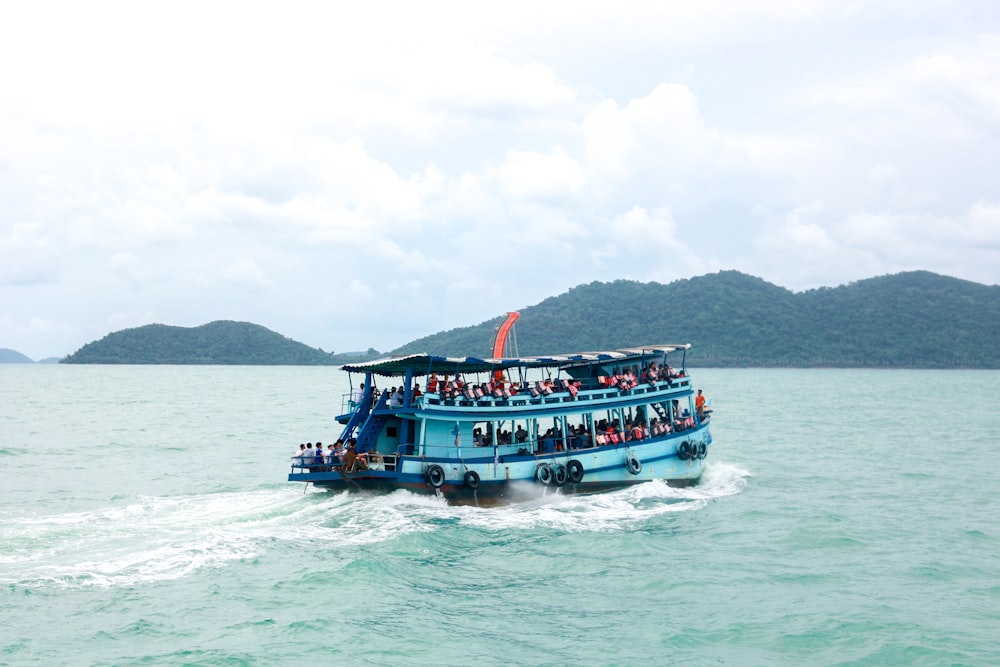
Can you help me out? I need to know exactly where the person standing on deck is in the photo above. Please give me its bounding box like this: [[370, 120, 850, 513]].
[[292, 444, 306, 468], [695, 389, 706, 420], [351, 383, 365, 408]]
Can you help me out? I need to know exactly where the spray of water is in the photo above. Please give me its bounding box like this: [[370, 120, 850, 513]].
[[1, 463, 749, 589]]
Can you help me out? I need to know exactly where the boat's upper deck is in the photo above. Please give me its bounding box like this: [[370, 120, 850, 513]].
[[339, 345, 695, 422], [342, 344, 690, 377]]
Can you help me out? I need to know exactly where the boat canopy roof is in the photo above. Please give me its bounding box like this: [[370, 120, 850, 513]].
[[340, 344, 691, 377]]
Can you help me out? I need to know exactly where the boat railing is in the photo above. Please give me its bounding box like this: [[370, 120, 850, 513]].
[[413, 377, 689, 410], [415, 421, 705, 461], [289, 452, 399, 473]]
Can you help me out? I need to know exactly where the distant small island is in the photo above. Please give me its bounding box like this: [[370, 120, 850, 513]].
[[51, 270, 1000, 368], [0, 349, 61, 364], [61, 321, 344, 365]]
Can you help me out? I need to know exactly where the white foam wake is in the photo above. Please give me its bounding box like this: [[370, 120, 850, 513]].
[[1, 488, 319, 588], [0, 462, 749, 588], [298, 461, 752, 534]]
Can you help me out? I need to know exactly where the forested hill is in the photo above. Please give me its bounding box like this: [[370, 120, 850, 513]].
[[57, 271, 999, 367], [392, 271, 1000, 368], [61, 321, 338, 365]]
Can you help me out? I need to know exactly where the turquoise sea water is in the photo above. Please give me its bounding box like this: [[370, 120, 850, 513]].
[[1, 365, 998, 666]]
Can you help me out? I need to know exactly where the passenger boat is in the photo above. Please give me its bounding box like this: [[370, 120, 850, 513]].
[[289, 317, 712, 503]]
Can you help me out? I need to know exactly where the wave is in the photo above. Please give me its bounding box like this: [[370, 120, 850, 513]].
[[423, 460, 751, 532], [0, 462, 749, 589], [0, 488, 312, 589]]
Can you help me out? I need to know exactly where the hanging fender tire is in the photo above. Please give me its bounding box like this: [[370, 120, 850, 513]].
[[678, 441, 691, 460], [697, 442, 708, 459], [463, 470, 480, 490], [552, 464, 568, 486], [535, 464, 553, 485], [625, 455, 642, 475], [426, 464, 445, 488], [566, 459, 585, 484]]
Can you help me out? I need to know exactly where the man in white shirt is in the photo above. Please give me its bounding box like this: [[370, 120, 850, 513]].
[[351, 383, 365, 408], [292, 444, 307, 468]]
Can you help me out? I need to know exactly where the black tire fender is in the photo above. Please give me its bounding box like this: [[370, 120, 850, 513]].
[[678, 441, 691, 460], [426, 464, 445, 488], [625, 455, 642, 475], [552, 464, 568, 486], [535, 464, 553, 485]]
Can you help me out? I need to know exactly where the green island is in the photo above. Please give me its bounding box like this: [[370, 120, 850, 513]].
[[58, 270, 1000, 368]]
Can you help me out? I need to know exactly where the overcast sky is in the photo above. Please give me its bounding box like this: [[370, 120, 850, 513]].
[[2, 1, 998, 359]]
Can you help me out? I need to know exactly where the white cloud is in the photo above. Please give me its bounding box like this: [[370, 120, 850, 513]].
[[494, 147, 586, 201], [1, 1, 999, 358], [0, 220, 59, 286], [109, 252, 151, 285], [221, 259, 273, 291]]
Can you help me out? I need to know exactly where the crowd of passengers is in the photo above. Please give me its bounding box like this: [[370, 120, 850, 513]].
[[293, 395, 702, 470], [356, 361, 687, 409], [469, 400, 697, 454], [290, 438, 378, 473]]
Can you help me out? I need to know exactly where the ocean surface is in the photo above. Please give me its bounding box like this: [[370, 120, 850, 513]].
[[1, 365, 998, 666]]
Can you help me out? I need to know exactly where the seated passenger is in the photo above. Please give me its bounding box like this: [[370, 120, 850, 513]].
[[340, 443, 357, 473], [427, 372, 438, 394], [540, 430, 556, 453], [342, 439, 368, 473], [623, 369, 633, 387], [570, 432, 583, 450]]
